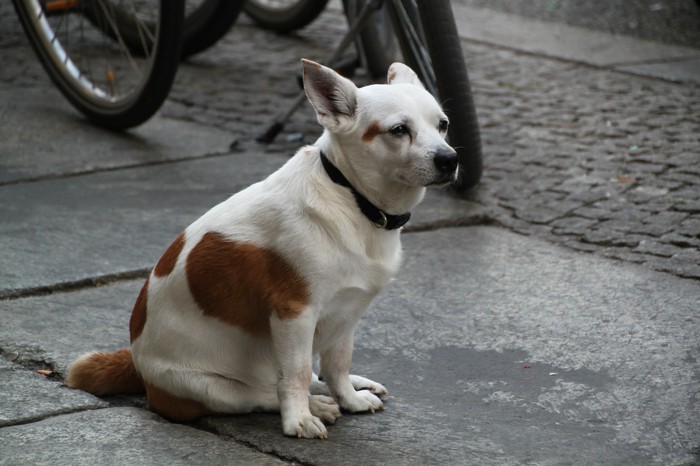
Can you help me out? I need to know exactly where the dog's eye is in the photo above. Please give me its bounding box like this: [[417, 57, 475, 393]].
[[439, 119, 449, 132], [390, 124, 409, 136]]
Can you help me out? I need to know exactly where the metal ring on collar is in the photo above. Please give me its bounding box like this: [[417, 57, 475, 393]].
[[375, 211, 388, 229]]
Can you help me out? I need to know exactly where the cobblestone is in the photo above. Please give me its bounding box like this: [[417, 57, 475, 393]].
[[549, 217, 599, 235], [461, 39, 700, 280], [661, 233, 700, 249], [630, 222, 676, 237], [635, 241, 688, 258], [678, 218, 700, 237], [0, 3, 698, 280]]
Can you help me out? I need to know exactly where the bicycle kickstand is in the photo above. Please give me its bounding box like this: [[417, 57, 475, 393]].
[[256, 0, 385, 144]]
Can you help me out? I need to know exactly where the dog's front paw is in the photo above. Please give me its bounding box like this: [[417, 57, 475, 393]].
[[283, 413, 328, 439], [309, 394, 341, 424], [338, 389, 384, 414], [349, 374, 388, 398]]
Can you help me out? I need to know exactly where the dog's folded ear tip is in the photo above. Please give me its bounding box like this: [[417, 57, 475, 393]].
[[387, 62, 424, 89]]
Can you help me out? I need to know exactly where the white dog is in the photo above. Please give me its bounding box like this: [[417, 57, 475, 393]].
[[67, 59, 459, 439]]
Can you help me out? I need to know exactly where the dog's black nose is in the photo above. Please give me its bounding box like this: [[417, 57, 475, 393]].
[[433, 148, 459, 174]]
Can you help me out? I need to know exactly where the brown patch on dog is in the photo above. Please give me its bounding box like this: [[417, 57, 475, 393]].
[[186, 232, 309, 338], [145, 381, 217, 422], [387, 67, 397, 84], [362, 122, 382, 143], [130, 277, 149, 343], [154, 232, 185, 277], [66, 349, 144, 396]]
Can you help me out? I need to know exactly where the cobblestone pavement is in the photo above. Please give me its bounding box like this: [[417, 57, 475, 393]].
[[1, 4, 699, 280]]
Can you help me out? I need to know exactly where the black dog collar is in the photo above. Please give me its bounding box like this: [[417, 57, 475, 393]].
[[319, 151, 411, 230]]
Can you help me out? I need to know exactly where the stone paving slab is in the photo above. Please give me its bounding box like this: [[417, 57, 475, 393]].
[[617, 58, 700, 85], [0, 358, 107, 427], [451, 0, 700, 50], [451, 3, 700, 84], [0, 407, 288, 466], [0, 85, 236, 185], [408, 190, 489, 232], [0, 280, 137, 372], [1, 227, 697, 464], [0, 153, 287, 296]]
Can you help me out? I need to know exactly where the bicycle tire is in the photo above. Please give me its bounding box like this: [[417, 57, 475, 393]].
[[244, 0, 329, 33], [181, 0, 247, 57], [84, 0, 246, 58], [13, 0, 184, 130], [343, 0, 399, 78], [416, 0, 482, 191]]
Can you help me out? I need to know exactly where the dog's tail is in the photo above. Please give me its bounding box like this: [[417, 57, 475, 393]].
[[66, 348, 145, 396]]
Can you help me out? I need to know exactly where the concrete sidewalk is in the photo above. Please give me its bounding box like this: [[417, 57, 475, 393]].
[[1, 2, 699, 465], [1, 89, 699, 466], [451, 2, 700, 85]]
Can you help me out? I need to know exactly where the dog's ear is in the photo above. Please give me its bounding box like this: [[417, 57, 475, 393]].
[[387, 62, 425, 89], [302, 59, 357, 131]]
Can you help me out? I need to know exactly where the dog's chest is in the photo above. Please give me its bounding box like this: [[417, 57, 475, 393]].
[[313, 235, 400, 327]]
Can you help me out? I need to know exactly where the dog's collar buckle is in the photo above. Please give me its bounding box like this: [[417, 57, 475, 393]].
[[374, 211, 388, 229], [319, 150, 411, 231]]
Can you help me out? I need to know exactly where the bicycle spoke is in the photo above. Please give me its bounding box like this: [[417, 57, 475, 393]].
[[34, 0, 163, 102], [133, 9, 156, 58], [96, 0, 143, 77], [389, 0, 436, 95], [16, 0, 183, 128]]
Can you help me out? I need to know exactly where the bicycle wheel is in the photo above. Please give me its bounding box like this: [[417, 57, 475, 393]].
[[343, 0, 399, 79], [180, 0, 246, 57], [244, 0, 329, 33], [13, 0, 184, 130], [85, 0, 246, 58], [345, 0, 482, 191]]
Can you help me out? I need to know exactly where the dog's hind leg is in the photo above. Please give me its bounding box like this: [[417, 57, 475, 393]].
[[310, 373, 386, 398], [144, 371, 279, 422], [147, 371, 340, 426], [310, 372, 331, 395], [308, 394, 342, 424], [348, 374, 388, 397], [320, 332, 385, 414]]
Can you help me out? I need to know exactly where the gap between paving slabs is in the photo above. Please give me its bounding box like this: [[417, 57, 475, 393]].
[[0, 355, 296, 464]]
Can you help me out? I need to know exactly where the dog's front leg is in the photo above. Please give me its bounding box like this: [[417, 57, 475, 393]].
[[320, 331, 385, 413], [271, 311, 333, 439]]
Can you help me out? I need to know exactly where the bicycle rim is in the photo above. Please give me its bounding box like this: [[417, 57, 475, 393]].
[[14, 0, 183, 129]]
